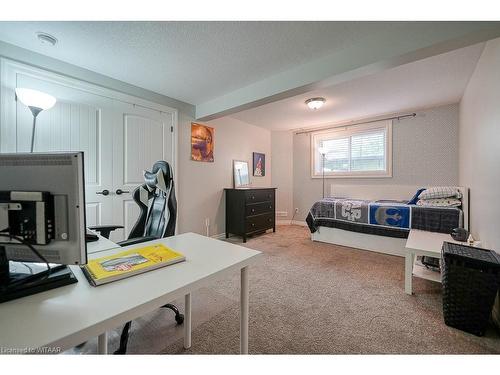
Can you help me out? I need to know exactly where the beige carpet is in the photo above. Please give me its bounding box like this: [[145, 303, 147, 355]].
[[69, 225, 500, 354]]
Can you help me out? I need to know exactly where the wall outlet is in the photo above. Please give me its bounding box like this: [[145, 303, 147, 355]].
[[204, 217, 210, 237]]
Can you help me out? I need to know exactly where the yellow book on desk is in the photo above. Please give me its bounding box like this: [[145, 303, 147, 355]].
[[81, 243, 185, 286]]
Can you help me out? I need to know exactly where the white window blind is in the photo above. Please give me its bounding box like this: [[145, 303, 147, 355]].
[[311, 120, 392, 178], [321, 137, 349, 172]]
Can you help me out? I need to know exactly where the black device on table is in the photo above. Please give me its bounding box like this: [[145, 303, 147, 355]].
[[451, 227, 469, 242], [0, 152, 87, 303]]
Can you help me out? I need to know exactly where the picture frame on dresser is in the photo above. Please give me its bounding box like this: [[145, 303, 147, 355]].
[[233, 160, 250, 188], [225, 188, 277, 242]]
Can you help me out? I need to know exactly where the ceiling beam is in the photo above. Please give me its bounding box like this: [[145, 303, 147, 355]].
[[196, 22, 500, 121]]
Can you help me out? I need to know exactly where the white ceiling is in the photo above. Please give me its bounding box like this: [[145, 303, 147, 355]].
[[0, 21, 426, 105], [230, 43, 485, 131]]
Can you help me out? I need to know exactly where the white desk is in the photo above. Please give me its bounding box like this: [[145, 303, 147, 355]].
[[405, 229, 465, 295], [86, 232, 119, 255], [0, 232, 261, 354]]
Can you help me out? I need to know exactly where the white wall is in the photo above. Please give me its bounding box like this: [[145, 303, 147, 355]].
[[177, 115, 272, 236], [291, 103, 460, 220], [459, 37, 500, 326], [459, 37, 500, 251], [271, 131, 294, 220]]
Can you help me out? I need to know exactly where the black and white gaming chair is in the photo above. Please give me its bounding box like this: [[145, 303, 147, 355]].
[[90, 160, 182, 354]]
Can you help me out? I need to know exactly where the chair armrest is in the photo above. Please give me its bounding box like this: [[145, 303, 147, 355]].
[[88, 225, 124, 239], [117, 236, 158, 247]]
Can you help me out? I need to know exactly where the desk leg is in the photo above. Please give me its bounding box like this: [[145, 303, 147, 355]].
[[97, 332, 108, 354], [184, 293, 192, 349], [405, 251, 415, 295], [240, 266, 249, 354]]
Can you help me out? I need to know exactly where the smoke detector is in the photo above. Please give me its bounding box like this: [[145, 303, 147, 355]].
[[36, 32, 58, 46]]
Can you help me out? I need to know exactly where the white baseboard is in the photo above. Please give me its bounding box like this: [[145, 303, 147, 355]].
[[276, 220, 307, 226], [213, 221, 307, 239], [276, 220, 291, 225]]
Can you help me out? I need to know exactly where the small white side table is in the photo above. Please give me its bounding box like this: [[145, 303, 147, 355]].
[[404, 229, 467, 295]]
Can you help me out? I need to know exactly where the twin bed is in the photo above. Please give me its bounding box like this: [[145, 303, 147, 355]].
[[306, 185, 468, 257]]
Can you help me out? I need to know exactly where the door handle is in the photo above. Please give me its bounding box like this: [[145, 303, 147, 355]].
[[96, 189, 110, 196], [115, 189, 130, 195]]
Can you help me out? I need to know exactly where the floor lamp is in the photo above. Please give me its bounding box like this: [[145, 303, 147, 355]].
[[318, 146, 327, 199], [15, 88, 57, 152]]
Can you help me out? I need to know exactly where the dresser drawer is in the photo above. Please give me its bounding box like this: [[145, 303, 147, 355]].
[[246, 213, 275, 233], [245, 201, 274, 217], [245, 189, 275, 204]]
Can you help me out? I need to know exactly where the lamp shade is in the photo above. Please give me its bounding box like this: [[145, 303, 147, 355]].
[[15, 88, 56, 110]]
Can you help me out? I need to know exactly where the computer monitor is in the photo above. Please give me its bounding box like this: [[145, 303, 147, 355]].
[[0, 152, 87, 265]]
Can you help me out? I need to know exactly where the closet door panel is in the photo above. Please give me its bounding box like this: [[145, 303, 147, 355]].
[[123, 113, 164, 184], [110, 102, 174, 242]]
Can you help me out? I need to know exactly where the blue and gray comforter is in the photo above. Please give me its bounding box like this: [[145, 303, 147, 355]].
[[306, 198, 462, 238]]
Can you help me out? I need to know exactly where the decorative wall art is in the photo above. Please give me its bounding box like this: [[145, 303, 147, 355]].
[[253, 152, 265, 176], [233, 160, 250, 188], [191, 122, 214, 162]]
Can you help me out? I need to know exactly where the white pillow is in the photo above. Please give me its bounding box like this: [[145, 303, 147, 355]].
[[416, 198, 462, 207], [418, 187, 462, 200]]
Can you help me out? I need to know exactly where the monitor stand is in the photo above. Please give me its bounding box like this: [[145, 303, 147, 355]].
[[0, 246, 78, 303]]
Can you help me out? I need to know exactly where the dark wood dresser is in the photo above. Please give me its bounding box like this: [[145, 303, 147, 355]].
[[225, 187, 276, 242]]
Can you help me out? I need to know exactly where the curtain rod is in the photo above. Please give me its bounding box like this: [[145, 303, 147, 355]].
[[294, 112, 417, 135]]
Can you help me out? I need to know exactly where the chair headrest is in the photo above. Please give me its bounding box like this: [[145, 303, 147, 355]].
[[143, 161, 173, 194]]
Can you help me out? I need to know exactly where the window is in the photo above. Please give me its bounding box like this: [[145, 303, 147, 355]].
[[311, 120, 392, 178]]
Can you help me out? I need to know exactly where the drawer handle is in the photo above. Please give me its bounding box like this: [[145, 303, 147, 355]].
[[251, 223, 255, 227], [269, 205, 272, 209], [251, 208, 255, 213], [251, 196, 255, 200], [268, 218, 272, 222]]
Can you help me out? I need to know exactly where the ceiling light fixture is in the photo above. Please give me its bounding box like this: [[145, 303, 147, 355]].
[[305, 97, 326, 110], [36, 32, 58, 46]]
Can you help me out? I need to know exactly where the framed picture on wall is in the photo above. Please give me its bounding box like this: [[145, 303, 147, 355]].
[[191, 122, 214, 162], [253, 152, 265, 177]]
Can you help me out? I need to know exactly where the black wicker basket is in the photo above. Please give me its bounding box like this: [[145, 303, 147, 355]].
[[441, 242, 500, 336]]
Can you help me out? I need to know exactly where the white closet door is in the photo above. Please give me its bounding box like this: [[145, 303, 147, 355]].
[[110, 101, 175, 242], [14, 74, 115, 228]]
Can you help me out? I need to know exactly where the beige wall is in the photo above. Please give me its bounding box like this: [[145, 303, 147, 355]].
[[177, 114, 272, 236], [271, 131, 294, 220], [291, 103, 460, 220], [459, 38, 500, 251]]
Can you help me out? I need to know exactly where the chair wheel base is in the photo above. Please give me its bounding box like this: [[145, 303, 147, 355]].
[[175, 314, 184, 325]]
